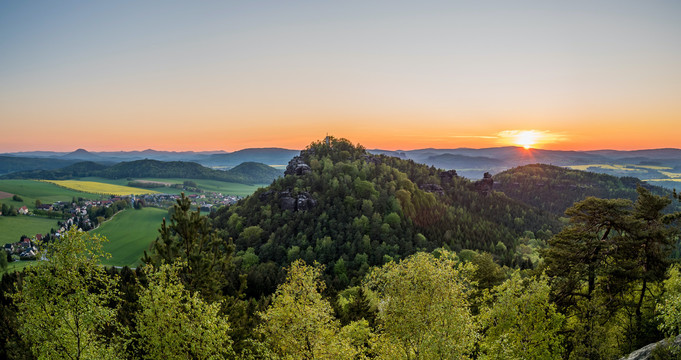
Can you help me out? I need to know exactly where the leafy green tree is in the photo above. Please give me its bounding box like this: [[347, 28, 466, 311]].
[[12, 228, 123, 360], [257, 260, 356, 359], [136, 261, 234, 359], [658, 264, 681, 337], [365, 251, 478, 359], [478, 272, 564, 360], [0, 249, 7, 273], [144, 192, 233, 301]]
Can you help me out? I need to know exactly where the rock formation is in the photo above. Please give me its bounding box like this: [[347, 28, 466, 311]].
[[278, 190, 317, 212], [439, 169, 458, 183], [474, 172, 494, 196], [619, 334, 681, 360], [419, 183, 445, 196], [284, 156, 311, 176]]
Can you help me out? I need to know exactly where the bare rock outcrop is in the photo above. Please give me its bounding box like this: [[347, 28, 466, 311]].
[[285, 156, 311, 176], [474, 172, 494, 196], [278, 190, 317, 212], [419, 183, 444, 196], [362, 154, 382, 166], [619, 334, 681, 360], [439, 170, 458, 183]]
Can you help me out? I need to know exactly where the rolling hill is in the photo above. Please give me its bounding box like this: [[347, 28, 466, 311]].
[[1, 159, 283, 185]]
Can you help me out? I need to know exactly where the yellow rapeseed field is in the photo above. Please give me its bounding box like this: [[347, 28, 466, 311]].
[[42, 180, 160, 196]]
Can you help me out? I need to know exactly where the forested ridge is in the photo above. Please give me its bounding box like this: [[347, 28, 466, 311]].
[[494, 163, 681, 216], [1, 159, 282, 185], [1, 138, 681, 360], [212, 138, 559, 292]]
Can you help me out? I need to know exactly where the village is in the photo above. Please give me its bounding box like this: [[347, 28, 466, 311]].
[[2, 191, 243, 262]]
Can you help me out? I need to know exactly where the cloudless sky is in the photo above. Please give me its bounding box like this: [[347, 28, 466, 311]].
[[1, 0, 680, 151]]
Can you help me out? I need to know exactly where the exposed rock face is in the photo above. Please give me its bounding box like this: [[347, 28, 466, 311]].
[[285, 156, 311, 176], [619, 334, 681, 360], [278, 190, 317, 212], [439, 170, 458, 183], [419, 183, 444, 196], [258, 190, 274, 202], [280, 195, 297, 211], [474, 172, 494, 196], [296, 192, 318, 211], [362, 154, 382, 166]]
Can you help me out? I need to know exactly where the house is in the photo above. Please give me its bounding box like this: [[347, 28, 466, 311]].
[[35, 234, 43, 242], [18, 206, 29, 215], [37, 204, 53, 211]]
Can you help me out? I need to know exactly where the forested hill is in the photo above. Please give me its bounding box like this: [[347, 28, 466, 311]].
[[1, 159, 283, 185], [211, 138, 559, 293], [494, 164, 681, 216]]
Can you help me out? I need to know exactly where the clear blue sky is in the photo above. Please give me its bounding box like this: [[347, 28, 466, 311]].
[[1, 0, 680, 151]]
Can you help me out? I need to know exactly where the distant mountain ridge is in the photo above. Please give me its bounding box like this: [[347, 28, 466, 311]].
[[3, 146, 681, 186]]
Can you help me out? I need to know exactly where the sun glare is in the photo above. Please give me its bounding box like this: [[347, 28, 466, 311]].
[[515, 131, 538, 149]]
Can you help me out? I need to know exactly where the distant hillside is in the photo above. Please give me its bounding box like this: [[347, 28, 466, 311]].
[[201, 148, 299, 166], [2, 159, 283, 185], [493, 164, 680, 216], [0, 156, 81, 175], [368, 147, 681, 180], [226, 162, 283, 184], [424, 153, 504, 169], [61, 148, 102, 161]]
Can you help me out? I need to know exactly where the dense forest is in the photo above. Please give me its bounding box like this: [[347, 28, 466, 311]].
[[494, 164, 681, 216], [1, 137, 680, 359], [1, 159, 282, 185]]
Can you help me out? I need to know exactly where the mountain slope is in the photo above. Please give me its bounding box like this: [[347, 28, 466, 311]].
[[493, 164, 680, 216], [211, 138, 559, 294], [0, 156, 81, 175]]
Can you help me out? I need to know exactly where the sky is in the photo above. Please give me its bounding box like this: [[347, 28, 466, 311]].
[[1, 0, 680, 152]]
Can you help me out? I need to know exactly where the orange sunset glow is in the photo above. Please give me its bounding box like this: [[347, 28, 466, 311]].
[[1, 1, 680, 152]]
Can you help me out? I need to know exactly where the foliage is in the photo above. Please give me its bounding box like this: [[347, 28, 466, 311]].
[[257, 260, 357, 359], [494, 164, 680, 217], [12, 228, 124, 360], [136, 261, 234, 359], [658, 264, 681, 337], [478, 272, 564, 360], [365, 251, 478, 359], [144, 193, 234, 301], [213, 137, 559, 292], [543, 186, 681, 358]]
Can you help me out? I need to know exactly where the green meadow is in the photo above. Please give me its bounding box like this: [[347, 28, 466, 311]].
[[0, 179, 103, 211], [0, 215, 60, 245], [92, 207, 167, 267]]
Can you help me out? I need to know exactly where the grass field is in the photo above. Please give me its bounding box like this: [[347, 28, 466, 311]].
[[92, 207, 167, 267], [0, 179, 103, 211], [79, 177, 263, 196], [5, 260, 37, 273], [0, 215, 60, 245], [43, 180, 159, 196]]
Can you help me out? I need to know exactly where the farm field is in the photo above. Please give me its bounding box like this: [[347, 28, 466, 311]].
[[0, 179, 102, 210], [92, 207, 167, 267], [79, 177, 263, 196], [0, 215, 59, 245], [43, 180, 159, 196]]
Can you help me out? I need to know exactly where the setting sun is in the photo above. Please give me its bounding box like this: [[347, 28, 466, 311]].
[[516, 131, 538, 149]]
